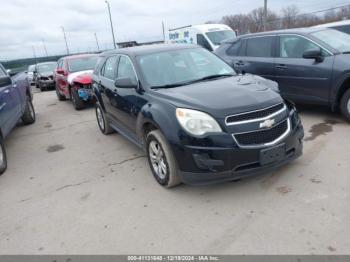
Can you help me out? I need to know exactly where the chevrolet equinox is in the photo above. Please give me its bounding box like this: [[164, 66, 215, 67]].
[[92, 44, 304, 188]]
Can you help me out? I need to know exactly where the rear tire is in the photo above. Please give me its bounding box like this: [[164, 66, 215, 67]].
[[55, 84, 66, 101], [0, 136, 7, 175], [146, 130, 181, 188], [95, 102, 115, 135], [21, 96, 36, 125], [70, 88, 85, 110], [340, 89, 350, 122]]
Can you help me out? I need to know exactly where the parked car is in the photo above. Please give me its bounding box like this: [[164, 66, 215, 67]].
[[313, 20, 350, 35], [27, 64, 36, 85], [92, 44, 304, 188], [166, 24, 236, 51], [215, 27, 350, 122], [35, 62, 56, 91], [0, 64, 36, 175], [54, 54, 99, 110]]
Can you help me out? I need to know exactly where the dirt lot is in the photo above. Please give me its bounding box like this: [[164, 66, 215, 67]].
[[0, 90, 349, 254]]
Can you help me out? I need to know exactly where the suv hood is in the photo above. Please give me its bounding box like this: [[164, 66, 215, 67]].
[[152, 74, 283, 118], [39, 71, 53, 77]]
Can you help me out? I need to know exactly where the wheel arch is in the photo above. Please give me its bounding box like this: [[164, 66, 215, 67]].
[[332, 73, 350, 111]]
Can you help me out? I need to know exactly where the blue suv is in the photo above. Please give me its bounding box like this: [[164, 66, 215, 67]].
[[215, 27, 350, 122]]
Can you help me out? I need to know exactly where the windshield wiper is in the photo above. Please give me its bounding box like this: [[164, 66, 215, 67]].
[[150, 74, 234, 90], [150, 83, 187, 89]]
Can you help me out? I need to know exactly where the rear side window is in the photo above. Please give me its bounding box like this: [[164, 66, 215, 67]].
[[102, 56, 118, 80], [246, 36, 274, 57], [227, 40, 243, 56]]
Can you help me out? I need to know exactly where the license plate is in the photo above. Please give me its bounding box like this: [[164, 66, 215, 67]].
[[260, 144, 286, 166]]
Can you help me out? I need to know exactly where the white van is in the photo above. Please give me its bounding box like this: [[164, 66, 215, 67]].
[[166, 24, 236, 51]]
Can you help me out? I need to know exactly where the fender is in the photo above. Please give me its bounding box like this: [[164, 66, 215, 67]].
[[92, 84, 106, 112], [330, 71, 350, 110], [136, 102, 179, 146]]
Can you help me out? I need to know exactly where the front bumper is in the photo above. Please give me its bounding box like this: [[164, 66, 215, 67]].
[[174, 123, 304, 186], [38, 80, 55, 88]]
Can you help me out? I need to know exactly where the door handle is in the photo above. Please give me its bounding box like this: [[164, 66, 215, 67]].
[[235, 61, 245, 66], [275, 64, 288, 70], [4, 89, 10, 94]]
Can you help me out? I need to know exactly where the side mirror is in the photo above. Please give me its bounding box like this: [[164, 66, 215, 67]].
[[115, 77, 137, 88], [303, 49, 324, 62], [0, 76, 12, 88], [56, 69, 65, 75]]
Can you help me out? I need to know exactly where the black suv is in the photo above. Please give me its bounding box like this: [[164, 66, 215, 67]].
[[215, 28, 350, 122], [92, 44, 304, 187]]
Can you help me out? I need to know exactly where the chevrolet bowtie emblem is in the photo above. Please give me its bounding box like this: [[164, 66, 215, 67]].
[[260, 119, 275, 129]]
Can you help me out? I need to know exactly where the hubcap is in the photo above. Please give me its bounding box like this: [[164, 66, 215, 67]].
[[0, 146, 3, 167], [149, 141, 167, 179], [96, 106, 105, 130], [347, 99, 350, 114]]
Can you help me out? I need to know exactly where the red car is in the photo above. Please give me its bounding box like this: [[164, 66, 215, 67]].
[[54, 54, 99, 110]]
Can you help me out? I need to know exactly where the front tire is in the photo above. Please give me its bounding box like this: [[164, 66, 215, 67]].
[[21, 96, 36, 125], [55, 84, 66, 101], [95, 102, 115, 135], [0, 136, 7, 175], [70, 88, 85, 110], [340, 89, 350, 122], [146, 130, 181, 188]]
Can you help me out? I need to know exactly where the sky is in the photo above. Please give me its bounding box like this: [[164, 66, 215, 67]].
[[0, 0, 348, 60]]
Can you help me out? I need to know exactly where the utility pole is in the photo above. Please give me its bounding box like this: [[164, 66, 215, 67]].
[[105, 0, 117, 49], [94, 33, 100, 51], [61, 26, 70, 55], [32, 46, 37, 65], [162, 21, 166, 42], [263, 0, 267, 31], [42, 39, 48, 57]]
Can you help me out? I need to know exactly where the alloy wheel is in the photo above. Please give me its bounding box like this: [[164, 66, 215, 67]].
[[347, 98, 350, 115], [149, 140, 167, 180], [0, 146, 3, 168], [96, 106, 105, 131]]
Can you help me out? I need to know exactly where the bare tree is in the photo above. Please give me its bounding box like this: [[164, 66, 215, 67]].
[[222, 14, 252, 35], [282, 5, 299, 29], [248, 8, 280, 32]]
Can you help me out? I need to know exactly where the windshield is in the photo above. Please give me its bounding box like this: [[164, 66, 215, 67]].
[[68, 56, 98, 72], [206, 30, 236, 46], [311, 29, 350, 53], [138, 48, 235, 88], [37, 63, 56, 73]]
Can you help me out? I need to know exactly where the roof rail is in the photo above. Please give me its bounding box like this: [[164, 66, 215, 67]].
[[169, 25, 192, 31]]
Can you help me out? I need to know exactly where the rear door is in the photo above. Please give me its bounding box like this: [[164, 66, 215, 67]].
[[274, 34, 334, 104], [113, 55, 139, 134], [0, 67, 19, 137], [99, 55, 119, 122], [238, 35, 276, 78]]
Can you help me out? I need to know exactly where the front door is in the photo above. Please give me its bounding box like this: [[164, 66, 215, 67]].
[[0, 68, 19, 137], [274, 35, 334, 104]]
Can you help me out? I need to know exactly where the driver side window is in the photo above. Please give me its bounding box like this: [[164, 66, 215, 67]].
[[279, 35, 328, 58], [117, 56, 137, 81]]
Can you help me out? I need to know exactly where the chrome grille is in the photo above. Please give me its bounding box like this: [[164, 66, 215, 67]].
[[233, 120, 289, 147], [226, 103, 285, 125]]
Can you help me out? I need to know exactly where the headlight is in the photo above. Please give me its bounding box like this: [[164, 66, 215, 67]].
[[176, 108, 222, 136]]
